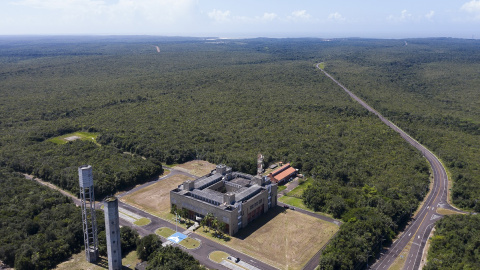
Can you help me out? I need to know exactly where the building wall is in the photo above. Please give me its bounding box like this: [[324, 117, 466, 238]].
[[171, 191, 239, 235], [170, 183, 278, 236]]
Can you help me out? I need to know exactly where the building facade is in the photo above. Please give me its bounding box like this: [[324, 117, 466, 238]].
[[170, 164, 277, 235]]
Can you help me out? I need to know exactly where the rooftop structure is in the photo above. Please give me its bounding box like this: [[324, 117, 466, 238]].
[[170, 164, 277, 235]]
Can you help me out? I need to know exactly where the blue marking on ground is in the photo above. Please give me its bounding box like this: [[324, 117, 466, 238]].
[[167, 232, 187, 243]]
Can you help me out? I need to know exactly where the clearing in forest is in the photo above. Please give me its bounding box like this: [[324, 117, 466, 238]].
[[172, 160, 217, 177], [121, 174, 193, 218], [48, 131, 99, 144]]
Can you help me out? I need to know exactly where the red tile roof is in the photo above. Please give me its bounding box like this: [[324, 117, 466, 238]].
[[271, 163, 291, 176], [273, 167, 297, 183]]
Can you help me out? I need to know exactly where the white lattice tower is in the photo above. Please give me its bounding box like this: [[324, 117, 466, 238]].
[[78, 165, 99, 263]]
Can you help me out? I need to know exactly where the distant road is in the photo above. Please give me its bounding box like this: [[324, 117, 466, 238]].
[[316, 63, 465, 270]]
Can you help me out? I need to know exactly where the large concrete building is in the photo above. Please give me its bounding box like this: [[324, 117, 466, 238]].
[[170, 164, 277, 235]]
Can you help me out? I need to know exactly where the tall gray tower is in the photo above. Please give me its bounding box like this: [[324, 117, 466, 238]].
[[104, 197, 122, 270], [78, 165, 99, 263]]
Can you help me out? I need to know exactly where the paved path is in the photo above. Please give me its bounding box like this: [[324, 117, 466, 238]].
[[316, 63, 467, 270]]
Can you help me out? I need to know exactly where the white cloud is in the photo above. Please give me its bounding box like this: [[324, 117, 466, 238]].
[[461, 0, 480, 20], [328, 12, 345, 21], [261, 12, 277, 21], [207, 10, 277, 24], [13, 0, 197, 26], [289, 10, 311, 21], [425, 10, 435, 20], [208, 9, 231, 22], [387, 9, 413, 22]]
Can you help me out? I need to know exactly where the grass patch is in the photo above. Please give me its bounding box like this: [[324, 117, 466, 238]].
[[155, 227, 175, 238], [318, 62, 325, 69], [133, 217, 151, 226], [48, 132, 99, 145], [179, 237, 201, 249], [55, 250, 138, 270], [209, 251, 229, 263], [287, 178, 313, 197], [277, 185, 287, 193], [436, 208, 465, 216], [122, 250, 140, 268], [278, 196, 308, 209]]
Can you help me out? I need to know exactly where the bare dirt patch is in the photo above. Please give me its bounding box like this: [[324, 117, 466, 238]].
[[64, 135, 81, 141], [172, 160, 216, 177], [121, 174, 193, 218], [212, 206, 339, 270]]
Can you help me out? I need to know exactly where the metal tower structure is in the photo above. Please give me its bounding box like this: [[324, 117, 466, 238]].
[[257, 153, 264, 175], [104, 197, 122, 270], [78, 165, 99, 263]]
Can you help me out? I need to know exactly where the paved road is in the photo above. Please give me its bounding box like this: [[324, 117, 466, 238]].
[[316, 63, 466, 270], [118, 200, 277, 270]]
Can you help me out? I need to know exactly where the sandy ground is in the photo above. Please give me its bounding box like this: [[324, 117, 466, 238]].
[[215, 207, 339, 270], [172, 160, 216, 177], [155, 46, 160, 52], [121, 174, 193, 217]]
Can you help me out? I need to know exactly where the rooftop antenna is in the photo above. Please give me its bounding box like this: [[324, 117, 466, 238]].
[[257, 153, 264, 175]]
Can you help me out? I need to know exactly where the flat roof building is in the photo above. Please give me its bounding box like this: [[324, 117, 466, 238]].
[[170, 164, 277, 235]]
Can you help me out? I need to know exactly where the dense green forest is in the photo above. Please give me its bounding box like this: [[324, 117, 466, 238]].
[[0, 36, 479, 269], [424, 214, 480, 270], [0, 167, 85, 269], [321, 38, 480, 212]]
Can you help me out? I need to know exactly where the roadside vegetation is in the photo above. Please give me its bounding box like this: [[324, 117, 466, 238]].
[[424, 215, 480, 270], [0, 36, 479, 269]]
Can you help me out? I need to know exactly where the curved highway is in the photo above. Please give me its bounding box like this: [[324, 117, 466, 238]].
[[316, 63, 464, 270]]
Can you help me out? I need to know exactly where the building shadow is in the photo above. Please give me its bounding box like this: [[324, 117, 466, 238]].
[[234, 205, 287, 240], [93, 256, 109, 269]]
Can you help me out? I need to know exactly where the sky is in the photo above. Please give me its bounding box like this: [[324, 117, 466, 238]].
[[1, 0, 480, 38]]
